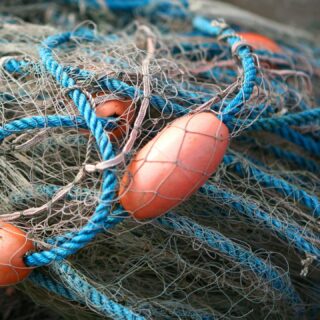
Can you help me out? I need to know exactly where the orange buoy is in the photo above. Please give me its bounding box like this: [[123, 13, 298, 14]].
[[81, 98, 134, 140], [0, 221, 34, 286], [239, 32, 282, 53], [119, 112, 229, 219]]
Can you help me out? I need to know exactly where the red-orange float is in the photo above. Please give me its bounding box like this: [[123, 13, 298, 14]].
[[239, 32, 282, 53], [81, 98, 134, 140], [0, 221, 34, 286], [119, 112, 229, 219]]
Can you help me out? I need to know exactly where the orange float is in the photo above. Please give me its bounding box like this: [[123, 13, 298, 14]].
[[81, 98, 134, 140], [119, 112, 229, 219], [239, 32, 282, 53], [0, 221, 34, 286]]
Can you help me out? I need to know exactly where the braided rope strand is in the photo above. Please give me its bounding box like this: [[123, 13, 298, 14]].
[[200, 184, 320, 260], [25, 30, 118, 266], [224, 154, 320, 218], [158, 213, 303, 310]]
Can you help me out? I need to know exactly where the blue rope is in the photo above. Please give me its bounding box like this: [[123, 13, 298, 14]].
[[30, 262, 145, 320], [21, 19, 257, 266], [266, 145, 320, 174], [61, 0, 150, 10], [0, 115, 114, 142], [158, 213, 303, 309], [25, 181, 306, 312], [47, 208, 126, 247], [29, 270, 78, 301], [28, 204, 303, 316], [2, 17, 258, 120], [32, 269, 215, 320], [4, 55, 316, 132], [236, 136, 320, 175], [241, 108, 320, 131], [199, 184, 320, 260], [25, 30, 118, 267], [33, 206, 304, 315], [193, 16, 257, 117], [2, 58, 29, 74], [0, 2, 318, 318], [3, 58, 187, 116], [271, 126, 320, 157], [9, 183, 94, 206], [9, 182, 126, 246], [243, 120, 320, 157], [14, 178, 313, 315], [223, 154, 320, 218], [51, 261, 145, 320]]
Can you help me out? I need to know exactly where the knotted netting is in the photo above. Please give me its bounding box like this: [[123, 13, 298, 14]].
[[0, 0, 319, 319]]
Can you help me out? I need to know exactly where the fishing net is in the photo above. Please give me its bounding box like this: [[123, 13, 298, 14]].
[[0, 0, 319, 319]]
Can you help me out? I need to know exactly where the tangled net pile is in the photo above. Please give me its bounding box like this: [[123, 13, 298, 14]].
[[0, 0, 319, 319]]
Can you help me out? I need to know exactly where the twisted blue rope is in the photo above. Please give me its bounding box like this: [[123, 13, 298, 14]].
[[15, 179, 310, 315], [61, 0, 150, 10], [158, 213, 303, 310], [30, 262, 145, 320], [199, 184, 320, 260], [1, 4, 318, 318], [3, 58, 187, 115], [29, 204, 303, 316], [32, 265, 215, 320], [52, 261, 145, 320], [3, 16, 258, 120], [22, 181, 302, 309], [20, 21, 257, 266], [4, 55, 317, 133], [241, 108, 320, 131], [2, 58, 29, 74], [236, 136, 320, 174], [9, 181, 125, 247], [29, 270, 78, 301], [193, 16, 257, 117], [223, 154, 320, 218], [25, 30, 118, 267], [0, 115, 114, 142], [9, 184, 94, 206], [249, 124, 320, 157], [266, 145, 320, 174], [47, 208, 125, 247]]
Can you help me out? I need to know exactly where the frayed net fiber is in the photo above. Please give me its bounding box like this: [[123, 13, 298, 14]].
[[0, 0, 319, 319]]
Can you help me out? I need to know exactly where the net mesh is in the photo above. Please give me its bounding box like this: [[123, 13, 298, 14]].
[[0, 1, 319, 319]]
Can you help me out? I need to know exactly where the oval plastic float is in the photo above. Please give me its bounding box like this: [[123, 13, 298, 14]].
[[239, 32, 282, 53], [0, 221, 34, 286], [119, 112, 229, 219]]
